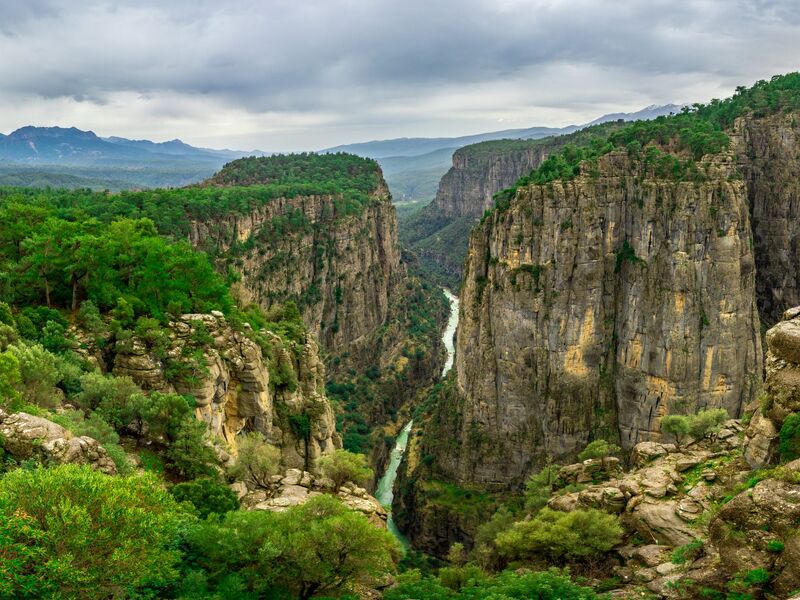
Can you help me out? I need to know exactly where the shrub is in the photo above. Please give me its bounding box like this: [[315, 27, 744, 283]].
[[164, 418, 217, 480], [671, 539, 704, 564], [661, 414, 690, 446], [495, 508, 623, 563], [181, 494, 399, 599], [578, 439, 621, 462], [767, 540, 785, 553], [661, 408, 729, 446], [523, 464, 559, 514], [779, 412, 800, 462], [228, 432, 281, 489], [7, 342, 60, 408], [319, 449, 373, 492], [0, 464, 187, 598], [170, 478, 239, 519]]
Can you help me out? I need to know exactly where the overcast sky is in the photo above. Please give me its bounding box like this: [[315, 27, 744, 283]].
[[0, 0, 798, 151]]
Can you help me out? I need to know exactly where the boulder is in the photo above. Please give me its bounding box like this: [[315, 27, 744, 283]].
[[632, 442, 676, 467], [0, 410, 116, 475]]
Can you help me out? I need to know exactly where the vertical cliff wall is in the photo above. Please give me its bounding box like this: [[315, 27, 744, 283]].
[[733, 113, 800, 326], [188, 182, 403, 367], [423, 151, 762, 489]]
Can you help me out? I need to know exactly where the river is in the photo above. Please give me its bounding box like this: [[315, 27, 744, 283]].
[[374, 287, 459, 544]]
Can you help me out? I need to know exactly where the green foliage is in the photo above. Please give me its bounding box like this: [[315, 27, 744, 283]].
[[614, 240, 645, 273], [228, 432, 281, 489], [661, 414, 691, 446], [48, 409, 131, 473], [6, 342, 60, 408], [687, 408, 729, 440], [0, 206, 234, 320], [578, 439, 621, 462], [180, 494, 399, 600], [0, 351, 21, 408], [170, 478, 240, 519], [164, 418, 217, 480], [661, 408, 729, 446], [779, 412, 800, 462], [471, 505, 518, 570], [0, 464, 187, 599], [524, 464, 559, 514], [767, 539, 785, 553], [671, 539, 704, 565], [495, 507, 623, 564], [319, 448, 373, 491], [384, 567, 602, 600]]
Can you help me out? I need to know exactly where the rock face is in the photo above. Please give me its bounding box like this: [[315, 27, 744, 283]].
[[746, 306, 800, 467], [732, 113, 800, 326], [0, 410, 117, 474], [188, 182, 403, 368], [112, 312, 341, 471], [427, 151, 761, 489], [433, 143, 552, 220]]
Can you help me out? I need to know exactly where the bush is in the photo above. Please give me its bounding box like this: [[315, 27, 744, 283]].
[[661, 408, 729, 446], [164, 418, 217, 479], [181, 494, 399, 599], [170, 478, 239, 519], [523, 464, 559, 514], [7, 342, 60, 408], [495, 508, 623, 563], [385, 567, 602, 599], [671, 539, 704, 564], [0, 464, 187, 598], [578, 439, 621, 462], [228, 432, 281, 489], [779, 412, 800, 462], [319, 449, 373, 492]]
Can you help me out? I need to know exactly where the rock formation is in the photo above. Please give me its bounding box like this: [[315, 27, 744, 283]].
[[0, 409, 117, 474], [188, 182, 403, 369], [109, 312, 341, 471], [427, 150, 762, 489], [238, 467, 388, 528]]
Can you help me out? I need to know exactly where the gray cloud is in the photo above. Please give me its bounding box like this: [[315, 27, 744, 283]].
[[0, 0, 798, 149]]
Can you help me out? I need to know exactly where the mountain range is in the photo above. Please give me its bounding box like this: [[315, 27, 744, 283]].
[[324, 104, 684, 200], [0, 104, 681, 192]]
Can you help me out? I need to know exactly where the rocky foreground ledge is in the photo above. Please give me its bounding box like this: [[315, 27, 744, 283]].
[[238, 467, 388, 527]]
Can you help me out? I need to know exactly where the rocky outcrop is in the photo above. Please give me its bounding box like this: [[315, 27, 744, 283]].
[[426, 151, 761, 489], [746, 306, 800, 467], [188, 183, 403, 369], [433, 142, 552, 220], [709, 460, 800, 598], [239, 467, 388, 527], [112, 312, 341, 472], [0, 410, 117, 474]]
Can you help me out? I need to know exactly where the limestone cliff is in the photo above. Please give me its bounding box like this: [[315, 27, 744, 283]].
[[732, 112, 800, 326], [110, 312, 341, 472], [188, 182, 403, 368], [186, 156, 448, 462], [426, 150, 761, 489], [400, 124, 626, 287]]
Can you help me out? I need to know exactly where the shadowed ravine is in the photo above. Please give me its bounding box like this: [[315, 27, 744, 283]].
[[375, 287, 459, 543]]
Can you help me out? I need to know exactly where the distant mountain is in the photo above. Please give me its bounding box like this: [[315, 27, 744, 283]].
[[0, 126, 270, 188], [323, 105, 683, 160], [325, 104, 684, 201]]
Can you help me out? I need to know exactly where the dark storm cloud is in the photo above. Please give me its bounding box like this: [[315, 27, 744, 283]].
[[0, 0, 798, 148]]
